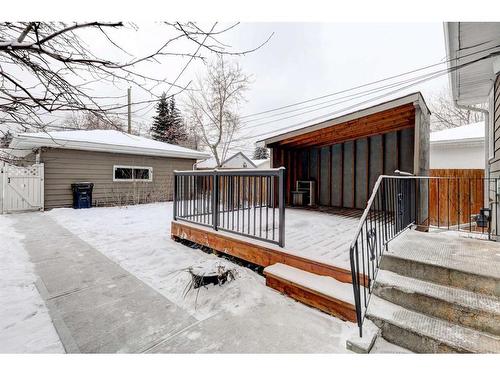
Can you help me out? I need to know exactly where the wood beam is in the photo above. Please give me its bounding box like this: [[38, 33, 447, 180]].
[[328, 145, 332, 207], [282, 116, 414, 149], [276, 106, 415, 147], [171, 220, 358, 284]]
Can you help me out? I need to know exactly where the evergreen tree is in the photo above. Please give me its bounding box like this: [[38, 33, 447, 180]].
[[253, 145, 269, 160], [0, 130, 13, 148], [150, 93, 188, 144], [166, 96, 187, 144], [150, 93, 170, 142]]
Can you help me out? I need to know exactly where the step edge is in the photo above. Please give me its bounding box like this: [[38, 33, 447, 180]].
[[264, 270, 356, 309], [375, 272, 500, 315], [383, 252, 500, 282], [367, 298, 500, 353]]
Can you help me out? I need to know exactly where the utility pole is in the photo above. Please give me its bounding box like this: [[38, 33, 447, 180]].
[[127, 87, 132, 134]]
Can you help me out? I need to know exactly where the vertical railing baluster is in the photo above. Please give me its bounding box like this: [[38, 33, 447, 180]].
[[266, 175, 270, 239], [272, 175, 276, 241], [437, 178, 440, 228], [237, 176, 240, 233], [469, 179, 472, 233], [278, 167, 285, 247], [447, 178, 450, 230], [248, 177, 251, 235], [212, 171, 218, 231]]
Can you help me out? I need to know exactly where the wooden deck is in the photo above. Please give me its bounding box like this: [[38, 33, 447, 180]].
[[171, 207, 365, 322]]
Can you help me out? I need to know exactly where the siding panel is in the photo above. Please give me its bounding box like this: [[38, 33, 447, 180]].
[[494, 75, 500, 177], [41, 148, 195, 209]]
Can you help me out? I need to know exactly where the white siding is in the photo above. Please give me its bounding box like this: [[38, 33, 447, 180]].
[[430, 142, 484, 169]]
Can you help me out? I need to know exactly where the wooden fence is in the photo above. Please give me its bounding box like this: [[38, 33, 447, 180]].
[[428, 169, 485, 227]]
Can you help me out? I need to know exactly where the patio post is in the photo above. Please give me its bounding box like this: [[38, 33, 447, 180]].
[[278, 166, 285, 247], [212, 170, 219, 231], [173, 173, 177, 220]]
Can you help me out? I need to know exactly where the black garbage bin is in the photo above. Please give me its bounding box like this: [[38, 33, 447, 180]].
[[71, 182, 94, 209]]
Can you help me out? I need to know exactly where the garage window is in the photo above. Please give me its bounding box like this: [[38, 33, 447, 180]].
[[113, 165, 153, 182]]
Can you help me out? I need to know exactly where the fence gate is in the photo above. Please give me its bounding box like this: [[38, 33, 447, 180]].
[[0, 163, 44, 214]]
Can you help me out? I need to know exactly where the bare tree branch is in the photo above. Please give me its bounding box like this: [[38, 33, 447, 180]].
[[0, 21, 271, 142], [429, 89, 486, 130], [185, 56, 250, 166]]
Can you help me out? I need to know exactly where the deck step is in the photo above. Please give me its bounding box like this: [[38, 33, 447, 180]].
[[263, 263, 356, 322], [374, 270, 500, 336], [367, 296, 500, 353], [381, 231, 500, 296]]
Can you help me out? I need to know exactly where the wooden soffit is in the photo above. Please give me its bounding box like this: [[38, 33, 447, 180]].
[[270, 103, 415, 149]]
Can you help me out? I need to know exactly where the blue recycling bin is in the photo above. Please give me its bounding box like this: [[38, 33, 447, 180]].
[[71, 182, 94, 209]]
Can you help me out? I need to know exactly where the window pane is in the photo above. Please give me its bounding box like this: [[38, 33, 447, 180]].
[[115, 167, 133, 180], [134, 168, 150, 180]]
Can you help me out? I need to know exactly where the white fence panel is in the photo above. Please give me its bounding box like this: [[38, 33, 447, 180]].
[[1, 163, 44, 214]]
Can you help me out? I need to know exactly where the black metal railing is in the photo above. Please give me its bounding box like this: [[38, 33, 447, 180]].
[[350, 176, 417, 337], [424, 176, 498, 238], [350, 175, 499, 337], [173, 167, 286, 247]]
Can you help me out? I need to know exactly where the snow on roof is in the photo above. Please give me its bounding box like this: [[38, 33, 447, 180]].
[[430, 122, 484, 144], [250, 158, 270, 167], [10, 130, 209, 159], [195, 151, 257, 169]]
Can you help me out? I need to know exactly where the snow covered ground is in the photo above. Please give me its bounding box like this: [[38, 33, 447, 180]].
[[285, 208, 358, 268], [0, 215, 63, 353], [45, 202, 359, 352], [47, 202, 269, 321], [1, 202, 361, 352], [176, 204, 358, 269]]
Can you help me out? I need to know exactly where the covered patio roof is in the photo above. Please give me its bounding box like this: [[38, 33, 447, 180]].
[[444, 22, 500, 106], [260, 92, 429, 148]]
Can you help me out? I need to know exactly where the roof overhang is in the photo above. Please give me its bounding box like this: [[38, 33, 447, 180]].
[[10, 133, 210, 160], [444, 22, 500, 105], [260, 92, 429, 148], [430, 137, 484, 147]]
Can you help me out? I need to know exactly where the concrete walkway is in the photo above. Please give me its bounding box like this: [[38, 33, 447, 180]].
[[12, 211, 355, 353], [15, 214, 196, 353]]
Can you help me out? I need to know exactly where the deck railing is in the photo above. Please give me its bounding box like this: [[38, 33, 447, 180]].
[[350, 175, 499, 337], [173, 167, 286, 247]]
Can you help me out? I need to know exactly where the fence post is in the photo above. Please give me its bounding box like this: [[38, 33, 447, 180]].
[[173, 173, 178, 221], [278, 167, 285, 247], [212, 170, 219, 231]]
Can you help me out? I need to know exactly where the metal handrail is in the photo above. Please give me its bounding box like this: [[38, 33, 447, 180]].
[[350, 175, 418, 337], [350, 175, 499, 337]]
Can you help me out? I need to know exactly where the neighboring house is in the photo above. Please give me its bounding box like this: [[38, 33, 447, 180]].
[[6, 129, 209, 209], [445, 23, 500, 174], [260, 92, 430, 210], [444, 22, 500, 231], [251, 158, 271, 169], [195, 151, 270, 170], [430, 122, 485, 169]]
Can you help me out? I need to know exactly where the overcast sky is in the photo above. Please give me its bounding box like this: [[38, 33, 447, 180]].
[[31, 22, 451, 153], [120, 23, 449, 151]]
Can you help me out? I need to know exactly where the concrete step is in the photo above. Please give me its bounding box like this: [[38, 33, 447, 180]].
[[374, 270, 500, 336], [367, 296, 500, 353], [381, 230, 500, 296], [263, 263, 357, 322]]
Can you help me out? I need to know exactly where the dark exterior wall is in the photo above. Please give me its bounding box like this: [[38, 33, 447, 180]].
[[490, 75, 500, 176], [40, 148, 195, 209], [272, 127, 415, 209]]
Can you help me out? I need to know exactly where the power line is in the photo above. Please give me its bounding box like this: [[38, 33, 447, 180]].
[[238, 70, 439, 131], [192, 43, 500, 149], [237, 42, 500, 122], [232, 47, 500, 144]]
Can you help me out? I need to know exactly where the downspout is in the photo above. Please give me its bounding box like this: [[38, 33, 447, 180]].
[[454, 103, 490, 208]]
